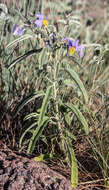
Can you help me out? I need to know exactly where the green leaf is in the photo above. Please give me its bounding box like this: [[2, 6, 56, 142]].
[[34, 153, 54, 162], [64, 111, 71, 126], [0, 4, 9, 21], [65, 137, 78, 188], [67, 131, 77, 141], [24, 112, 39, 121], [39, 47, 48, 70], [6, 34, 33, 49], [11, 91, 44, 118], [27, 86, 52, 153], [19, 121, 38, 148], [27, 116, 49, 153], [63, 68, 88, 104], [8, 48, 43, 69], [57, 20, 67, 24], [65, 103, 89, 135], [38, 86, 52, 127], [34, 154, 45, 161]]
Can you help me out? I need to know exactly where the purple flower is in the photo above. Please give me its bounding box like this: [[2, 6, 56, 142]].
[[13, 25, 25, 36], [34, 19, 43, 27], [76, 45, 84, 58], [64, 38, 79, 49], [34, 13, 48, 27], [37, 13, 44, 20], [63, 38, 84, 57]]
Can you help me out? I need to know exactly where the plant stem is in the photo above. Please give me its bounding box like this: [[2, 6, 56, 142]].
[[52, 59, 65, 152]]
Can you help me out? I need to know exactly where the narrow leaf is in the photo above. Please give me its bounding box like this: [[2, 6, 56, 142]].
[[27, 116, 49, 153], [38, 86, 52, 127], [65, 137, 78, 188], [24, 112, 39, 121], [8, 48, 43, 69], [6, 34, 33, 49], [11, 91, 44, 118], [65, 103, 89, 135], [63, 68, 88, 104], [27, 86, 52, 153], [39, 47, 47, 69], [19, 121, 37, 148]]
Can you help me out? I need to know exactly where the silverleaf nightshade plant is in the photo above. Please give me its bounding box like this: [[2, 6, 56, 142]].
[[9, 12, 89, 188]]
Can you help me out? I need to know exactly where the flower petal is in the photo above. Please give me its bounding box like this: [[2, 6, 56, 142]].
[[37, 13, 44, 20], [34, 19, 43, 27], [63, 37, 84, 57], [18, 28, 25, 36], [76, 45, 84, 57], [72, 40, 79, 48], [13, 25, 25, 36], [13, 25, 19, 35]]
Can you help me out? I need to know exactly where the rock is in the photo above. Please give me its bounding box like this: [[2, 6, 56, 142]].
[[0, 147, 72, 190]]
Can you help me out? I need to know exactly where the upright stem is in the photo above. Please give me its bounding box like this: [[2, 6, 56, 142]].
[[52, 59, 65, 152], [53, 61, 59, 121]]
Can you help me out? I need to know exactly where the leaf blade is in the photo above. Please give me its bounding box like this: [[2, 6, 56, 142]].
[[27, 86, 52, 153], [6, 34, 33, 49], [63, 68, 88, 104], [11, 91, 44, 118], [65, 103, 89, 135], [65, 137, 78, 188]]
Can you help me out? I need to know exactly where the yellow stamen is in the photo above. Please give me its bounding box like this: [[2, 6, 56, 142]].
[[69, 47, 75, 55], [42, 19, 48, 27]]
